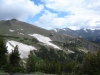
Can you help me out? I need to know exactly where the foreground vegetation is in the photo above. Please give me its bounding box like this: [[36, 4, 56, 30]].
[[0, 36, 100, 75]]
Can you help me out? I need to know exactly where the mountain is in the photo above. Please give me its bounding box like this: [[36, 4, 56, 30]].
[[0, 19, 76, 43], [51, 28, 100, 42], [0, 19, 100, 62]]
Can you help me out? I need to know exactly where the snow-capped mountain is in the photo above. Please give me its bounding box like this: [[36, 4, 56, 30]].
[[51, 28, 100, 42]]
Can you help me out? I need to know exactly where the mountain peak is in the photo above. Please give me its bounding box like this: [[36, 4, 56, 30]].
[[11, 18, 18, 21], [6, 19, 18, 22]]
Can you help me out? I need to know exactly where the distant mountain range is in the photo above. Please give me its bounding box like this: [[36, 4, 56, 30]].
[[0, 19, 100, 62], [51, 28, 100, 42]]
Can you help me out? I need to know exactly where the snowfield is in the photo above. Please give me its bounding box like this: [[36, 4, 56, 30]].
[[29, 34, 61, 50], [9, 29, 15, 32], [6, 40, 37, 58]]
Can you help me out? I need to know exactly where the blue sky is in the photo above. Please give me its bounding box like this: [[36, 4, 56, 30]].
[[0, 0, 100, 30]]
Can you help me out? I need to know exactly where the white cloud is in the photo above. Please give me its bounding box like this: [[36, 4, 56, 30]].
[[0, 0, 44, 21], [34, 10, 57, 27], [34, 10, 70, 29], [40, 0, 100, 30], [42, 0, 83, 12]]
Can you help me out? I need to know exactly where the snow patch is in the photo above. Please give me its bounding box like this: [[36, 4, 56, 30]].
[[84, 29, 87, 32], [20, 33, 24, 35], [29, 34, 61, 49], [68, 49, 74, 53], [21, 29, 23, 30], [63, 29, 66, 31], [6, 40, 37, 58], [9, 29, 15, 32], [78, 48, 88, 53], [54, 29, 57, 32]]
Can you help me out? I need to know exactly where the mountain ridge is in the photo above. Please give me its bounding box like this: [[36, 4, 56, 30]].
[[0, 19, 100, 60], [51, 28, 100, 43]]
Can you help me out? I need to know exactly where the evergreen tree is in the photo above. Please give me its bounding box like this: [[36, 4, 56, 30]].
[[0, 37, 8, 70], [82, 52, 99, 75], [9, 45, 21, 72], [96, 51, 100, 74], [26, 51, 35, 73]]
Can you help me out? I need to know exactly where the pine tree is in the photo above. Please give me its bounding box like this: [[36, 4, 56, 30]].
[[9, 45, 21, 72], [82, 52, 99, 75], [0, 37, 8, 70], [26, 51, 35, 73], [97, 51, 100, 74]]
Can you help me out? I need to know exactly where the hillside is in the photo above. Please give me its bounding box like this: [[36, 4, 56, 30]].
[[0, 19, 100, 62]]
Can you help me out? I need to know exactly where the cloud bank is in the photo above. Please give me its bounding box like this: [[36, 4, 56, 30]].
[[0, 0, 44, 21], [38, 0, 100, 30]]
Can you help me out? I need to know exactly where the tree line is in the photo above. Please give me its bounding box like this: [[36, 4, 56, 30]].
[[0, 37, 100, 75]]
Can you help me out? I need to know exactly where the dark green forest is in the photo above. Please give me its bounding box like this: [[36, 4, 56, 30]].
[[0, 36, 100, 75]]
